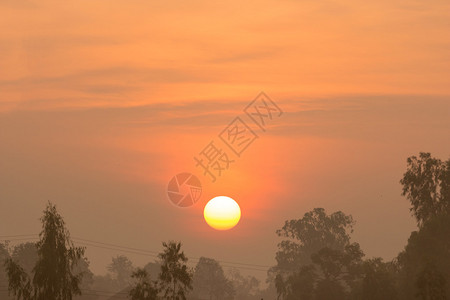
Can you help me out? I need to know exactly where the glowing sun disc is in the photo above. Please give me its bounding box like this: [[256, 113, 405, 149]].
[[204, 196, 241, 230]]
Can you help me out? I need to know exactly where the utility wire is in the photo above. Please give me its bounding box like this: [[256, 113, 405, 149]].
[[0, 234, 272, 271]]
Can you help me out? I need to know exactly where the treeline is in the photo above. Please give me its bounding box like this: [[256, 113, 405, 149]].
[[0, 152, 449, 300], [0, 204, 264, 300], [271, 152, 450, 299]]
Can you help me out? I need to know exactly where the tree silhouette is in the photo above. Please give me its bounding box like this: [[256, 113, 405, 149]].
[[129, 268, 158, 300], [398, 153, 450, 299], [273, 208, 360, 299], [311, 243, 364, 290], [275, 265, 315, 300], [11, 243, 38, 279], [158, 241, 192, 300], [397, 214, 450, 299], [5, 202, 86, 300], [0, 242, 10, 295], [400, 152, 450, 225], [72, 257, 95, 299], [415, 262, 446, 300], [315, 278, 346, 300], [191, 257, 234, 300], [108, 255, 134, 289], [275, 208, 354, 273], [228, 268, 260, 300], [357, 258, 397, 300]]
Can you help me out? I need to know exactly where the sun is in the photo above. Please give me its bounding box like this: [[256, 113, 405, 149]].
[[203, 196, 241, 230]]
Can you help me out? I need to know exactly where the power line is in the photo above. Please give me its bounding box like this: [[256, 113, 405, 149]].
[[73, 238, 271, 270], [75, 240, 267, 272], [75, 240, 268, 272], [0, 234, 272, 272], [72, 237, 271, 269], [0, 234, 38, 238], [0, 237, 39, 242], [73, 237, 160, 255]]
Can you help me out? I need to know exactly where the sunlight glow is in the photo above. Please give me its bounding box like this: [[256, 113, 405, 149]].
[[203, 196, 241, 230]]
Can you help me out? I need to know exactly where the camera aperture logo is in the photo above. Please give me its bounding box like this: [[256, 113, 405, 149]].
[[167, 173, 202, 207]]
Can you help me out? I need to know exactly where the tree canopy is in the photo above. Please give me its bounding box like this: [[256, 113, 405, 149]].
[[158, 241, 192, 300], [191, 257, 234, 300], [5, 202, 86, 300], [400, 152, 450, 225]]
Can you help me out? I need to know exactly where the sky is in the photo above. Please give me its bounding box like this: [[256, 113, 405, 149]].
[[1, 0, 450, 282]]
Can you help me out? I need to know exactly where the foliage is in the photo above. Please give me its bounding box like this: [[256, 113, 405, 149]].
[[129, 268, 158, 300], [0, 242, 10, 288], [4, 202, 86, 300], [228, 268, 259, 300], [11, 243, 38, 278], [275, 265, 315, 300], [397, 214, 450, 299], [4, 259, 33, 300], [311, 242, 364, 287], [397, 153, 450, 299], [158, 241, 192, 300], [275, 208, 355, 273], [108, 255, 134, 289], [415, 262, 447, 300], [356, 258, 397, 300], [191, 257, 234, 300], [400, 152, 450, 225], [274, 208, 358, 299]]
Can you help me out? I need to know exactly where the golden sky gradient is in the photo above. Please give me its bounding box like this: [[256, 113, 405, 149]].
[[1, 0, 449, 279]]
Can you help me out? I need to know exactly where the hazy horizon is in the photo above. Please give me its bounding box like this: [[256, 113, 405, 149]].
[[1, 0, 450, 297]]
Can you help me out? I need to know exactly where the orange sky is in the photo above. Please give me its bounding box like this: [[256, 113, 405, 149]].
[[1, 0, 449, 280]]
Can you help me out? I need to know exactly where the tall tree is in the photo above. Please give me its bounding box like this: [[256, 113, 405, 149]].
[[129, 268, 158, 300], [191, 257, 234, 300], [143, 262, 161, 281], [397, 153, 450, 299], [108, 255, 134, 289], [11, 243, 38, 278], [0, 242, 11, 299], [275, 208, 354, 273], [311, 242, 364, 296], [273, 208, 355, 298], [415, 262, 447, 300], [353, 258, 397, 300], [275, 265, 315, 300], [400, 152, 450, 225], [158, 241, 192, 300], [72, 257, 95, 299], [397, 214, 450, 299], [5, 202, 86, 300], [228, 268, 260, 300]]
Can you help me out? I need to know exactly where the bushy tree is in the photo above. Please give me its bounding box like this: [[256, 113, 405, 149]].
[[400, 152, 450, 225], [356, 258, 397, 300], [11, 243, 37, 278], [129, 268, 158, 300], [275, 265, 315, 300], [0, 242, 11, 299], [415, 262, 446, 300], [228, 268, 260, 300], [398, 153, 450, 299], [311, 243, 364, 294], [191, 257, 234, 300], [397, 214, 450, 299], [108, 255, 134, 290], [5, 202, 86, 300], [158, 241, 192, 300], [274, 208, 358, 299], [275, 208, 354, 274]]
